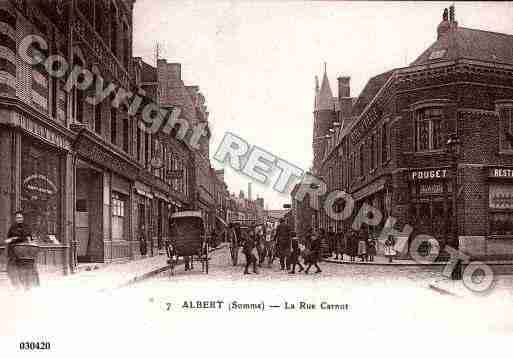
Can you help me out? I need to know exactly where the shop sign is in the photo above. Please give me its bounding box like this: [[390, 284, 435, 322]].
[[23, 174, 57, 196], [489, 168, 513, 179], [18, 114, 70, 150], [419, 182, 444, 196], [410, 168, 449, 181]]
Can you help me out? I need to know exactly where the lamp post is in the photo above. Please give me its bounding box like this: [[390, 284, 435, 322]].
[[446, 132, 462, 280]]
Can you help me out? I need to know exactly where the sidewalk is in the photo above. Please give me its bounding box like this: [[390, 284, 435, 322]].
[[1, 243, 228, 293], [323, 254, 513, 266]]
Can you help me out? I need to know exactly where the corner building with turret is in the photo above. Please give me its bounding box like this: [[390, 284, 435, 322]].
[[312, 6, 513, 260]]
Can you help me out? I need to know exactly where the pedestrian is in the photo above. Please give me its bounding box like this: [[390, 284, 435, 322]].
[[255, 226, 265, 267], [211, 229, 218, 248], [384, 235, 396, 263], [274, 218, 291, 271], [5, 211, 40, 291], [367, 237, 377, 262], [304, 232, 322, 274], [139, 225, 148, 256], [335, 230, 345, 260], [242, 234, 258, 275], [288, 232, 304, 274], [357, 227, 368, 262], [262, 225, 273, 267]]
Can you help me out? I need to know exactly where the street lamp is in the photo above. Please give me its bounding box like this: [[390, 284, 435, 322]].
[[446, 132, 462, 280]]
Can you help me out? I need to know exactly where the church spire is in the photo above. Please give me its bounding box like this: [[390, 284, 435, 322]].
[[315, 63, 334, 111]]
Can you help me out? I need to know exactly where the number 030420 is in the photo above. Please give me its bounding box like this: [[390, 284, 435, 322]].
[[19, 342, 51, 350]]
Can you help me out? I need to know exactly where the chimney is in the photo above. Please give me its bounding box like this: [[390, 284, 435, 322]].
[[337, 76, 350, 98], [248, 183, 252, 201], [169, 63, 181, 81]]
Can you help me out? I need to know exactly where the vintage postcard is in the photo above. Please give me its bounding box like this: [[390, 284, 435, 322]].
[[1, 1, 513, 358]]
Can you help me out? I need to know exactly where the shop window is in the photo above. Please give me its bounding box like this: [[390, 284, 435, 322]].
[[112, 192, 126, 241], [499, 106, 513, 151], [20, 139, 61, 244], [489, 184, 513, 235], [415, 108, 443, 152]]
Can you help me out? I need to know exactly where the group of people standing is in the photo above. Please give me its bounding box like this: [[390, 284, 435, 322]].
[[323, 225, 396, 263], [235, 218, 323, 275]]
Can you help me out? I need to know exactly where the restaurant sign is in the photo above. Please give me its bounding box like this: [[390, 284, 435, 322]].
[[409, 168, 449, 181], [489, 168, 513, 179]]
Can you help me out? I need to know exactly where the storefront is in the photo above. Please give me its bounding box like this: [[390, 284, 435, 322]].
[[0, 110, 74, 275], [73, 129, 138, 263], [408, 167, 453, 248], [488, 167, 513, 236]]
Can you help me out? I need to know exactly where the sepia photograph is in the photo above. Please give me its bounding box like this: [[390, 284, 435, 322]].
[[1, 0, 513, 358]]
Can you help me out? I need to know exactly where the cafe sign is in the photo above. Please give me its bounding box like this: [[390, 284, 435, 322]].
[[410, 168, 449, 181], [489, 168, 513, 179]]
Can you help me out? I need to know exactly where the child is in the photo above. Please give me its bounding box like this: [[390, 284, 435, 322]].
[[243, 235, 258, 275], [357, 234, 367, 262], [289, 234, 304, 274], [384, 235, 396, 263], [367, 238, 377, 262]]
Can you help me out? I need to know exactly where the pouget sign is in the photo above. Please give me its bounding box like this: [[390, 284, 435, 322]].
[[410, 168, 449, 181]]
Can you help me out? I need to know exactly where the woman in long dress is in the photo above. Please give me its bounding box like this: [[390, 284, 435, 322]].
[[5, 211, 40, 291], [357, 228, 368, 262]]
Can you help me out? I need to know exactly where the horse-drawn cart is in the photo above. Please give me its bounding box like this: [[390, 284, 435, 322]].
[[166, 211, 209, 276]]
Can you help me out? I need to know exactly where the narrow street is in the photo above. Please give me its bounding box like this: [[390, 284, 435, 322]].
[[3, 245, 513, 358]]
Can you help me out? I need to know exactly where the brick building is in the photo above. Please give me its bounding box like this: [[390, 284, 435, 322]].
[[311, 6, 513, 260], [0, 0, 145, 274], [0, 0, 217, 277], [155, 58, 217, 232]]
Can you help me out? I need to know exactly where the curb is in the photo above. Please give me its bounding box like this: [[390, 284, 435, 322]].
[[323, 258, 447, 266], [323, 258, 513, 267], [112, 243, 229, 290]]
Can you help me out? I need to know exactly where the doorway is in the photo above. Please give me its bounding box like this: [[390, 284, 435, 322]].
[[75, 160, 103, 263]]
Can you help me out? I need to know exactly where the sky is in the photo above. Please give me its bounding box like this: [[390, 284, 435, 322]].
[[132, 1, 513, 210]]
